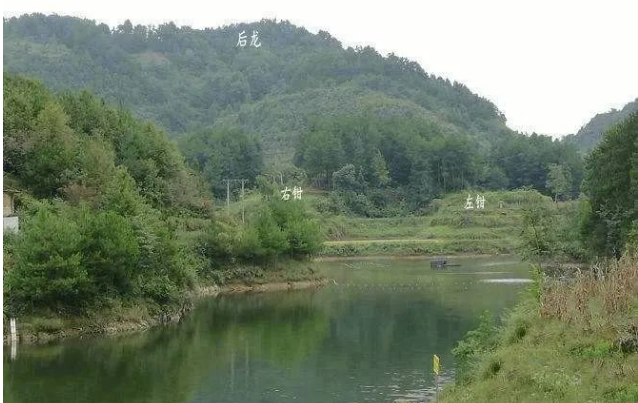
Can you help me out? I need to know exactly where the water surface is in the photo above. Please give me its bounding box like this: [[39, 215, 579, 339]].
[[4, 256, 530, 403]]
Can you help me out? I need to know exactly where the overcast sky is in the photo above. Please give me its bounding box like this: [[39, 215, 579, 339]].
[[3, 0, 637, 137]]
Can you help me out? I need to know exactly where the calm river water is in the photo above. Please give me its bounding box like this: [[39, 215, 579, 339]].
[[4, 256, 531, 403]]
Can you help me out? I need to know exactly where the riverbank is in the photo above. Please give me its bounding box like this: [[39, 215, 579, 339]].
[[439, 256, 638, 403], [3, 264, 327, 345], [315, 253, 514, 262], [321, 237, 516, 257]]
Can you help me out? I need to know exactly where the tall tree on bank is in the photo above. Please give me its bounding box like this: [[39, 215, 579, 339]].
[[581, 113, 638, 257]]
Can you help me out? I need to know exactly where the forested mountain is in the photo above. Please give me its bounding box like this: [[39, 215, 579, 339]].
[[4, 14, 509, 167], [4, 14, 584, 213], [563, 99, 638, 152]]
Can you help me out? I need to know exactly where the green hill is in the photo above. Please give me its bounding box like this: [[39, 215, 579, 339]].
[[4, 14, 510, 166], [213, 84, 462, 166], [3, 14, 584, 210], [563, 98, 638, 152]]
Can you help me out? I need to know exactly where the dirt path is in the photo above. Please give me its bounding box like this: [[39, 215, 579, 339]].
[[324, 238, 443, 245]]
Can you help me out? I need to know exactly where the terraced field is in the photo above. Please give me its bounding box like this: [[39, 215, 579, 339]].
[[317, 190, 555, 257]]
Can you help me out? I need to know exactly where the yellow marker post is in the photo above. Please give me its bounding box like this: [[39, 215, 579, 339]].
[[433, 354, 441, 401]]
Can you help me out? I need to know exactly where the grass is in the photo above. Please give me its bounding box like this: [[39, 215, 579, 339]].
[[440, 255, 638, 403], [8, 301, 160, 343], [318, 189, 555, 257], [201, 260, 323, 286], [322, 238, 516, 257], [200, 189, 557, 257]]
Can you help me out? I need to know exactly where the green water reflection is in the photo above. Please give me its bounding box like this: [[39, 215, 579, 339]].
[[4, 256, 530, 403]]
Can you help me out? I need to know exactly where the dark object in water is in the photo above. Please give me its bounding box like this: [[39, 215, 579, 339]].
[[431, 259, 447, 269], [430, 259, 461, 269]]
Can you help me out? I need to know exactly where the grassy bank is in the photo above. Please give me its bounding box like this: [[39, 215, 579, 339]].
[[3, 261, 325, 345], [316, 190, 556, 257], [440, 256, 638, 403]]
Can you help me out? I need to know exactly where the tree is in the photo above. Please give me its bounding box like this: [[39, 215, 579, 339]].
[[332, 164, 363, 192], [3, 75, 204, 312], [179, 128, 263, 197], [581, 113, 638, 257], [6, 203, 91, 313], [256, 208, 289, 260], [546, 164, 572, 201], [80, 209, 140, 297], [519, 206, 556, 265]]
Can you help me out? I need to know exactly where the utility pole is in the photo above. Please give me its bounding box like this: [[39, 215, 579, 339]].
[[223, 178, 248, 220], [240, 179, 248, 223], [223, 179, 231, 208]]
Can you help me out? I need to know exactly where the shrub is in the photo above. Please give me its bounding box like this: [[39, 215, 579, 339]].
[[284, 218, 322, 257], [199, 219, 238, 264], [6, 204, 92, 313], [80, 209, 140, 297], [256, 208, 289, 259]]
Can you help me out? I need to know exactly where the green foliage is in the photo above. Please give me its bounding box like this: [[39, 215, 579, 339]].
[[518, 206, 557, 263], [179, 128, 263, 197], [491, 133, 582, 197], [573, 340, 616, 359], [6, 203, 92, 313], [452, 311, 498, 384], [199, 219, 238, 266], [79, 208, 140, 296], [198, 198, 322, 270], [269, 199, 323, 257], [518, 201, 588, 263], [5, 198, 198, 313], [3, 15, 509, 144], [3, 74, 207, 212], [29, 317, 64, 333], [296, 115, 582, 215], [317, 190, 552, 257], [546, 163, 572, 201], [2, 75, 210, 314], [256, 208, 290, 259], [3, 75, 78, 197], [581, 112, 638, 257], [3, 16, 585, 207], [332, 164, 363, 193], [441, 256, 638, 403]]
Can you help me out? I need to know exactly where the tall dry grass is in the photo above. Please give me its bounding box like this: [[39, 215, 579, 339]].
[[541, 255, 638, 339]]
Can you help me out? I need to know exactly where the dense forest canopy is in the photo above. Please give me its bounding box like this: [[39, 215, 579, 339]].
[[4, 14, 585, 212], [4, 14, 509, 165], [294, 115, 582, 216], [3, 74, 207, 211]]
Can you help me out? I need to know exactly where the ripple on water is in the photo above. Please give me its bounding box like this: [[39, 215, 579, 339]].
[[480, 278, 533, 284], [359, 371, 454, 402]]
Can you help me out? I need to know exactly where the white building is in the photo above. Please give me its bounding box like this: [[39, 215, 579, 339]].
[[3, 191, 19, 232]]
